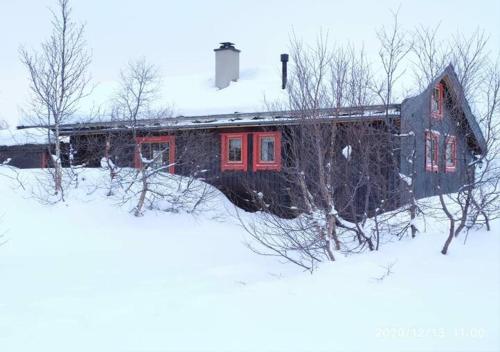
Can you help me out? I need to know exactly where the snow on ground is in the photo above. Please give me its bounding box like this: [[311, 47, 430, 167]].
[[0, 168, 499, 352]]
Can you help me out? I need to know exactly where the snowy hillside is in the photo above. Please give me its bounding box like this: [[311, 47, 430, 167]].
[[0, 168, 499, 352]]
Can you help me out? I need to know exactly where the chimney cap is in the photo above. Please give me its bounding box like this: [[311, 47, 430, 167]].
[[214, 42, 241, 52]]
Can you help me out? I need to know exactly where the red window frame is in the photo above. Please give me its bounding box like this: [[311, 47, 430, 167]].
[[425, 130, 440, 172], [445, 135, 457, 173], [134, 135, 176, 173], [431, 83, 444, 119], [253, 131, 281, 172], [221, 132, 248, 171]]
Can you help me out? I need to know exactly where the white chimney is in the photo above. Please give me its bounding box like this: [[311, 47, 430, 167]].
[[214, 42, 240, 89]]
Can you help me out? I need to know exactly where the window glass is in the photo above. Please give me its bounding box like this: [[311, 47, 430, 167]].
[[432, 87, 440, 113], [446, 144, 452, 165], [431, 138, 437, 162], [446, 139, 455, 167], [160, 143, 170, 167], [426, 133, 439, 169], [260, 136, 275, 162], [143, 142, 170, 170], [426, 137, 433, 164], [228, 138, 242, 162]]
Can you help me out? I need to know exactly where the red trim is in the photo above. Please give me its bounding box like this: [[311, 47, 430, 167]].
[[445, 135, 457, 173], [425, 130, 439, 172], [220, 133, 248, 171], [431, 83, 444, 119], [252, 131, 281, 172], [134, 135, 176, 173]]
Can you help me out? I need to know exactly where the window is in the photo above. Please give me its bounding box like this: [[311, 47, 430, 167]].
[[221, 133, 248, 171], [135, 136, 175, 173], [431, 83, 444, 119], [425, 130, 440, 172], [253, 131, 281, 171], [445, 135, 457, 172]]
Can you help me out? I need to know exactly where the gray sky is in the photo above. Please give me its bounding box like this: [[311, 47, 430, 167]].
[[1, 0, 499, 125]]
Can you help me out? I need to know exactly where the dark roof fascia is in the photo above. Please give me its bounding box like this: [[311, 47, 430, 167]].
[[17, 104, 401, 136], [54, 114, 401, 136], [0, 143, 51, 150]]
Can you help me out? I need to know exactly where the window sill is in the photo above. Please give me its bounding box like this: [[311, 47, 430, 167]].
[[221, 163, 247, 172], [253, 162, 281, 172]]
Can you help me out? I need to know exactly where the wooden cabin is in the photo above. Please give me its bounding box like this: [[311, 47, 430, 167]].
[[12, 65, 486, 217]]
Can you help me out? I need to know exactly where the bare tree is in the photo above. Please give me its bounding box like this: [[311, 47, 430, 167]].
[[408, 25, 496, 248], [427, 60, 498, 254], [113, 59, 162, 135], [450, 30, 489, 102], [106, 59, 216, 216], [109, 59, 165, 215], [375, 8, 412, 107], [287, 34, 340, 262], [374, 9, 417, 239], [118, 129, 217, 216], [468, 59, 500, 231], [238, 36, 400, 270], [20, 0, 91, 200], [411, 24, 449, 90]]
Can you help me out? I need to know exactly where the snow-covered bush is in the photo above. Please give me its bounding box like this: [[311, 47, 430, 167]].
[[115, 166, 217, 216]]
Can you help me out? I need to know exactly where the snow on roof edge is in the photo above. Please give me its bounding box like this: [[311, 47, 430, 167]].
[[0, 128, 53, 147], [17, 105, 402, 135]]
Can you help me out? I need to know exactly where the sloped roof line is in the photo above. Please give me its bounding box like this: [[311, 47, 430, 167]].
[[17, 104, 401, 134], [431, 64, 487, 154]]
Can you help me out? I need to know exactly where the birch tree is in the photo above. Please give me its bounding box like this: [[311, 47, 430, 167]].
[[110, 59, 215, 216], [239, 36, 391, 270], [20, 0, 91, 199], [111, 59, 164, 216]]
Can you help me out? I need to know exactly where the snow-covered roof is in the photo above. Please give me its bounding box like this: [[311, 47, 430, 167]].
[[0, 128, 53, 147], [75, 66, 286, 123], [161, 67, 287, 116], [16, 65, 403, 135]]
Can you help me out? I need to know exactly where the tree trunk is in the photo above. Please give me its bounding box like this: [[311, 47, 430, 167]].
[[326, 213, 340, 251], [410, 201, 417, 238], [54, 125, 63, 199], [441, 220, 455, 255], [484, 213, 491, 231], [134, 171, 147, 217]]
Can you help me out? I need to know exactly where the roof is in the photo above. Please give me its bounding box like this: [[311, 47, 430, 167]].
[[81, 67, 286, 121], [162, 67, 286, 116], [0, 128, 53, 147], [18, 105, 401, 136]]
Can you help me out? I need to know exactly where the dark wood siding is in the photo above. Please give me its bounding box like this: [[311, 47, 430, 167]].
[[69, 122, 400, 218], [0, 145, 49, 169], [400, 80, 475, 201]]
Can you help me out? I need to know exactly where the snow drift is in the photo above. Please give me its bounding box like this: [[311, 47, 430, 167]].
[[0, 168, 498, 352]]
